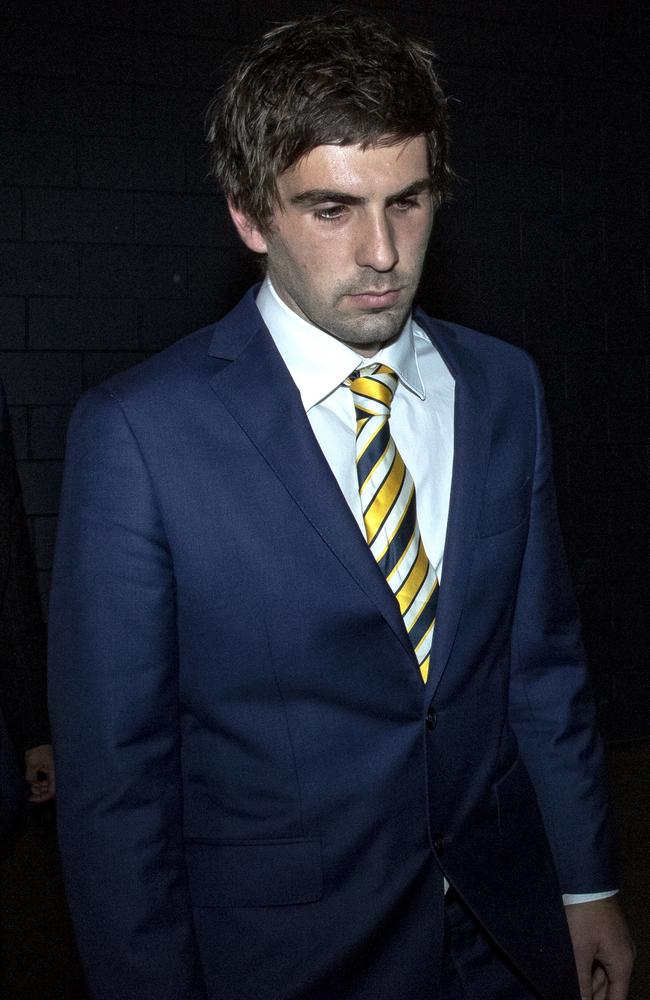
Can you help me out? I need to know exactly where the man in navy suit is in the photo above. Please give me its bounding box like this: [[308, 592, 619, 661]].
[[48, 12, 634, 1000]]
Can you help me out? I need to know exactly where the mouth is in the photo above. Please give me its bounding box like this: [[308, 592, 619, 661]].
[[348, 288, 403, 309]]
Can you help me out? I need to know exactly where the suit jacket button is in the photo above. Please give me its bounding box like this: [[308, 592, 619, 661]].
[[426, 710, 437, 731], [433, 836, 447, 854]]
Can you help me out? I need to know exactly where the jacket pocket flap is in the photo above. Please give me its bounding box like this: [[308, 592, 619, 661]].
[[185, 837, 323, 908], [478, 483, 530, 537]]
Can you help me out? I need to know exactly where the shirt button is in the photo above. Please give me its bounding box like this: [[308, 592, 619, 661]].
[[426, 709, 437, 731]]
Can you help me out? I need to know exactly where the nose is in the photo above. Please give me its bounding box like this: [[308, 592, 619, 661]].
[[355, 211, 398, 272]]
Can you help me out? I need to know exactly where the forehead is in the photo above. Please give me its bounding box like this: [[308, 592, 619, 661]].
[[276, 136, 430, 199]]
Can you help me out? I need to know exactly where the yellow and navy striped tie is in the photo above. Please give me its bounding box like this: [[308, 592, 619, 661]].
[[347, 364, 438, 683]]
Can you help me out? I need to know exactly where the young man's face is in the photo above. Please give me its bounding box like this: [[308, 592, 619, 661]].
[[229, 137, 434, 356]]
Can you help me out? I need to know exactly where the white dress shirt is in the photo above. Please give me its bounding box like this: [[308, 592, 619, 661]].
[[256, 278, 455, 579], [255, 277, 615, 908]]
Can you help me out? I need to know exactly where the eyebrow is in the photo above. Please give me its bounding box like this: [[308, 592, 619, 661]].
[[289, 177, 433, 208]]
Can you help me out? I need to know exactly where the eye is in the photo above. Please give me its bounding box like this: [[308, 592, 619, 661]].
[[313, 205, 348, 222], [391, 197, 419, 213]]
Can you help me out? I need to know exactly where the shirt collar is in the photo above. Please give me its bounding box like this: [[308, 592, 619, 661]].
[[256, 277, 425, 411]]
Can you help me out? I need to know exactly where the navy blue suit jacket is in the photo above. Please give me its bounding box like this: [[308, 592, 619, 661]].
[[48, 290, 615, 1000]]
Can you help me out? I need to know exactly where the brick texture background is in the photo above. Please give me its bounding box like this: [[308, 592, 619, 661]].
[[1, 0, 647, 738]]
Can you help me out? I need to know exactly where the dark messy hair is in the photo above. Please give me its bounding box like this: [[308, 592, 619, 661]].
[[205, 11, 452, 231]]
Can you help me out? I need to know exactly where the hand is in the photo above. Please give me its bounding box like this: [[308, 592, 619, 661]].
[[24, 743, 56, 802], [565, 897, 635, 1000]]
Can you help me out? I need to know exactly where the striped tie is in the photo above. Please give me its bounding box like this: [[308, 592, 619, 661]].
[[347, 364, 438, 683]]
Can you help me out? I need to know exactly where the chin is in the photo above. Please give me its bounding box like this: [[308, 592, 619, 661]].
[[339, 328, 402, 352], [321, 304, 409, 349], [359, 313, 409, 344]]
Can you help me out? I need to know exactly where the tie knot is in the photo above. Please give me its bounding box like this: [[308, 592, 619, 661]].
[[346, 364, 398, 416]]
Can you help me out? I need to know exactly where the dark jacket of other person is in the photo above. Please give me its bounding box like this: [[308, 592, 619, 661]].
[[0, 380, 50, 841]]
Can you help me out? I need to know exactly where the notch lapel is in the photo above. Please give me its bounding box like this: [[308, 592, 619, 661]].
[[206, 293, 416, 666], [416, 313, 492, 697]]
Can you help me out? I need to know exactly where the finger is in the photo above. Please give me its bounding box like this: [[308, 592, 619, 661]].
[[575, 953, 593, 1000], [29, 787, 55, 803], [600, 940, 636, 1000], [591, 965, 607, 1000], [28, 788, 51, 802]]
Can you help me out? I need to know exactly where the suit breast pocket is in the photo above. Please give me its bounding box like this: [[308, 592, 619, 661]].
[[185, 836, 323, 908], [477, 482, 530, 538]]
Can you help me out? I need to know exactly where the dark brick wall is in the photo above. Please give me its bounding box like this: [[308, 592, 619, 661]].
[[1, 0, 647, 738]]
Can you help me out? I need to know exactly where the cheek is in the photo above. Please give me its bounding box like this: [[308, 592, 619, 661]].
[[272, 223, 355, 294], [297, 241, 349, 284], [280, 231, 328, 273], [404, 217, 433, 256]]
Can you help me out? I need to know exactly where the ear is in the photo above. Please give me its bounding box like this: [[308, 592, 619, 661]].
[[227, 200, 268, 254]]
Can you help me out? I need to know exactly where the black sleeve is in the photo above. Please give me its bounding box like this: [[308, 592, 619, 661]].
[[0, 382, 50, 755]]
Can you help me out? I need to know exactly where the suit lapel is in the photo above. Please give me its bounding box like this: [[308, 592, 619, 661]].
[[206, 291, 415, 665], [206, 293, 493, 693], [416, 313, 492, 697]]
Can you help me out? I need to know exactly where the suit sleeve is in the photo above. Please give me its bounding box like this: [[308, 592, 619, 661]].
[[47, 388, 207, 1000], [508, 357, 617, 894]]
